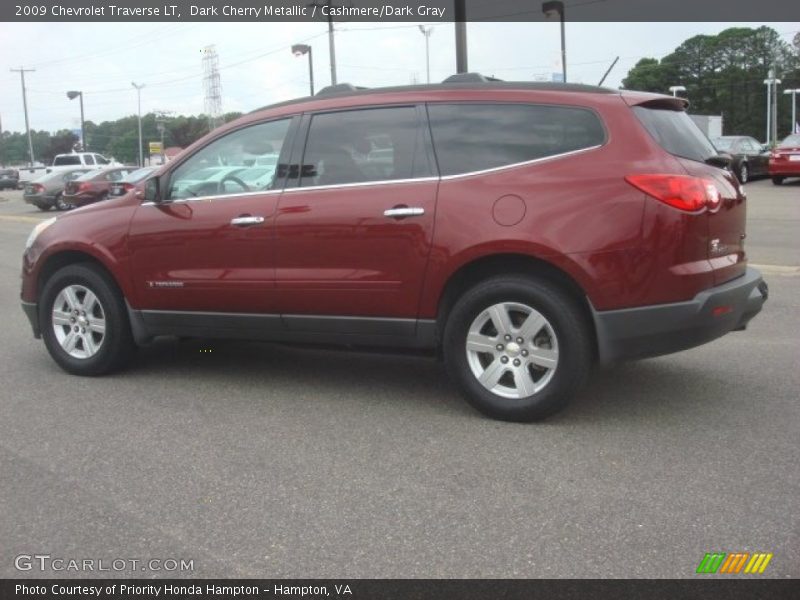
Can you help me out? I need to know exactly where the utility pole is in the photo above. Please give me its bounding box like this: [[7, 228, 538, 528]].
[[10, 67, 36, 166], [454, 0, 467, 73], [310, 1, 339, 85]]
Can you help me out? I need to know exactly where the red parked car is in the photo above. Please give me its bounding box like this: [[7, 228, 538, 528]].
[[769, 133, 800, 184], [20, 76, 767, 421], [62, 166, 135, 208]]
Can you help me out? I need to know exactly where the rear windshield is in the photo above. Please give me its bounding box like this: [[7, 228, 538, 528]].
[[778, 134, 800, 148], [712, 138, 736, 151], [633, 106, 717, 163], [53, 155, 82, 166], [76, 169, 104, 180], [123, 167, 156, 183]]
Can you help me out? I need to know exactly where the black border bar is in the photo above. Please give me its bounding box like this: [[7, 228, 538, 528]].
[[3, 0, 800, 22], [3, 579, 800, 600]]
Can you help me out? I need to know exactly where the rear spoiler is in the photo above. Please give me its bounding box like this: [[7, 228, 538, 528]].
[[620, 91, 689, 111]]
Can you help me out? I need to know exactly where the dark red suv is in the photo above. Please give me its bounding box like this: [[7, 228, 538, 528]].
[[20, 78, 767, 421]]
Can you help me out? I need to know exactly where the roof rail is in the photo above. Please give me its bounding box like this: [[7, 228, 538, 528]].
[[442, 73, 503, 84], [316, 83, 369, 96]]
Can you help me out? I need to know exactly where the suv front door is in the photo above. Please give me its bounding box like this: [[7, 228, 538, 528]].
[[128, 117, 296, 314], [274, 106, 438, 334]]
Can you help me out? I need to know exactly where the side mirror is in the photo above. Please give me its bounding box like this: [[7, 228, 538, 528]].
[[143, 176, 160, 202]]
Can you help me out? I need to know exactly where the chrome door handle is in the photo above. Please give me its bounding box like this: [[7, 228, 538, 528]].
[[384, 207, 425, 218], [230, 215, 265, 226]]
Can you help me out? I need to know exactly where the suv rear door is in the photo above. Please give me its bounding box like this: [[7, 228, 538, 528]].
[[273, 105, 438, 331]]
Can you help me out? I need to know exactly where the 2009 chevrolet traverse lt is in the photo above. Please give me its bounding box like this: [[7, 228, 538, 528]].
[[21, 75, 768, 421]]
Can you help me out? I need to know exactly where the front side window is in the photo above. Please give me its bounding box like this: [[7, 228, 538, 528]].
[[84, 155, 95, 165], [167, 119, 291, 200], [300, 107, 431, 187], [95, 155, 110, 165], [427, 103, 606, 177]]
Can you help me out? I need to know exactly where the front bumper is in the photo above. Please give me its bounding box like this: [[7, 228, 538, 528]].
[[593, 267, 767, 364]]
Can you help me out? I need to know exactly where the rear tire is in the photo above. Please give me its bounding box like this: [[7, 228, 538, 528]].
[[39, 264, 135, 376], [54, 193, 72, 210], [772, 176, 784, 185], [443, 276, 593, 422], [34, 203, 52, 211]]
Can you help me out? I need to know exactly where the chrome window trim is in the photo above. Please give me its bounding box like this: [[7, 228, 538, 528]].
[[141, 144, 604, 205], [439, 144, 604, 181], [142, 188, 283, 206], [284, 176, 439, 194]]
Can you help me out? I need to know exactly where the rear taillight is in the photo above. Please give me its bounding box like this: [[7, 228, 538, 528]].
[[78, 182, 93, 192], [625, 174, 721, 213], [124, 183, 135, 192], [32, 184, 45, 193]]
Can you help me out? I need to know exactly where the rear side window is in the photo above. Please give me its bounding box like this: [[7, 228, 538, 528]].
[[84, 155, 95, 165], [53, 155, 81, 166], [300, 107, 432, 187], [633, 106, 717, 163], [427, 103, 605, 177]]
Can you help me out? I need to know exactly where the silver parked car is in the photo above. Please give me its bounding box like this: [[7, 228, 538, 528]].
[[23, 168, 94, 211]]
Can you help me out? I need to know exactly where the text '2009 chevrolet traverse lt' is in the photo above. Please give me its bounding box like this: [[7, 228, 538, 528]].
[[21, 75, 768, 422]]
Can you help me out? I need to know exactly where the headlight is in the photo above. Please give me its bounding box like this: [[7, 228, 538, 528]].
[[25, 217, 56, 250]]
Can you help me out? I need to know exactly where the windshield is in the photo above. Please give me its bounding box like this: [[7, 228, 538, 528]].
[[633, 106, 718, 163], [778, 134, 800, 148]]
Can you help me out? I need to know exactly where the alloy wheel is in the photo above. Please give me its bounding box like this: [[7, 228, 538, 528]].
[[51, 284, 106, 359], [465, 302, 559, 399]]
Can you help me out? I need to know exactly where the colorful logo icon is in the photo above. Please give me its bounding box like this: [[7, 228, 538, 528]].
[[696, 552, 773, 574]]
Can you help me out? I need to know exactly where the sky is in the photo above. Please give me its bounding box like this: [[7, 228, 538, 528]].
[[0, 21, 796, 134]]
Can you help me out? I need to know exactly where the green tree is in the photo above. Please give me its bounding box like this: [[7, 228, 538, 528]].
[[622, 26, 800, 140]]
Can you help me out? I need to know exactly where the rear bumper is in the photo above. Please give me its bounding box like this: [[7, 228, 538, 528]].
[[769, 161, 800, 176], [593, 267, 767, 364]]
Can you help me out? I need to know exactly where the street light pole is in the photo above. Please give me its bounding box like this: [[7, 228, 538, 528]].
[[669, 85, 687, 97], [291, 44, 314, 96], [131, 82, 145, 167], [418, 26, 433, 84], [763, 70, 781, 145], [784, 89, 800, 134], [67, 91, 86, 151], [542, 1, 566, 83]]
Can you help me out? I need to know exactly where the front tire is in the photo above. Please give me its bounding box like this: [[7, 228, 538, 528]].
[[39, 264, 135, 375], [738, 163, 749, 184], [443, 276, 593, 422]]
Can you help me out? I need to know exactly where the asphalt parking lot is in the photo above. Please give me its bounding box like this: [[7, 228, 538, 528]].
[[0, 180, 798, 578]]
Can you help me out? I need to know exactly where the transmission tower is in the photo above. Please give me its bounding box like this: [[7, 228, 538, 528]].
[[202, 45, 223, 131]]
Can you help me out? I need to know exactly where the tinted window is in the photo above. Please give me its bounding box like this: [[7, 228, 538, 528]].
[[427, 103, 605, 177], [95, 155, 109, 165], [633, 106, 717, 162], [300, 107, 431, 187], [53, 155, 81, 166], [84, 155, 95, 165], [168, 119, 291, 200]]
